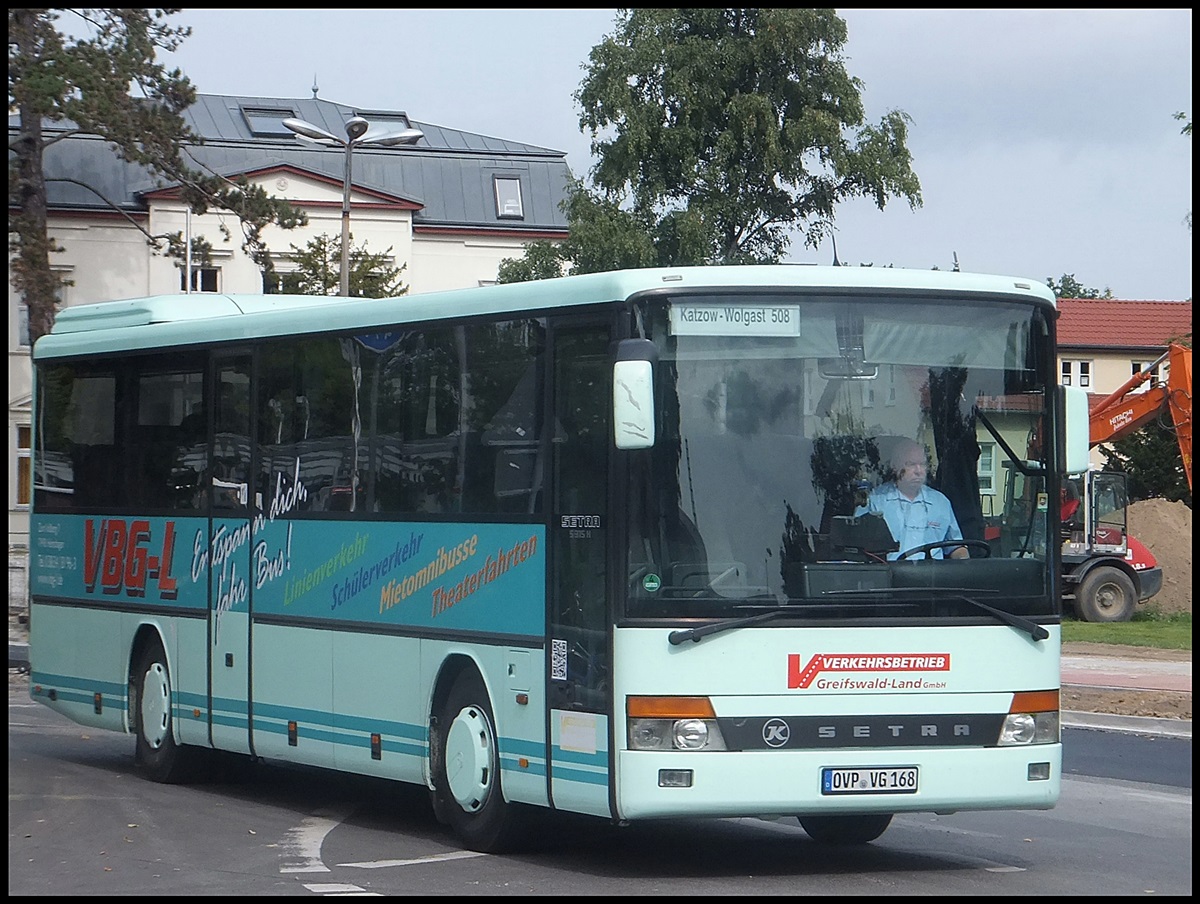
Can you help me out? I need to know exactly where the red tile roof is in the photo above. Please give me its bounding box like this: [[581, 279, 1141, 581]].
[[1056, 299, 1192, 349]]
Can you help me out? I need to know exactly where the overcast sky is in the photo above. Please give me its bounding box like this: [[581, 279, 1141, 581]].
[[163, 8, 1192, 301]]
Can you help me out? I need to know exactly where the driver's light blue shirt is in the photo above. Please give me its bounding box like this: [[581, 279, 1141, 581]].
[[854, 484, 963, 559]]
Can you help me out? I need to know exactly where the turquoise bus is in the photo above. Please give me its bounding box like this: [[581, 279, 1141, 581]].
[[28, 266, 1091, 852]]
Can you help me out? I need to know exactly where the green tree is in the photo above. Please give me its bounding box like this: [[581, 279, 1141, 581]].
[[8, 8, 306, 344], [498, 8, 921, 282], [282, 233, 409, 298], [1046, 274, 1113, 299], [1100, 426, 1192, 508], [1099, 334, 1192, 508], [1174, 111, 1191, 231]]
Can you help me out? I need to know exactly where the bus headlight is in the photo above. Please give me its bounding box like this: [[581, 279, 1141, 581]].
[[627, 697, 727, 751], [998, 691, 1060, 745], [673, 718, 709, 749]]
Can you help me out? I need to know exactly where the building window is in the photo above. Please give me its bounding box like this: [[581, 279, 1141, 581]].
[[181, 266, 220, 293], [18, 304, 30, 348], [1061, 359, 1091, 388], [239, 105, 298, 137], [1131, 359, 1166, 390], [265, 271, 304, 294], [17, 424, 32, 507], [494, 176, 524, 219], [977, 442, 996, 495]]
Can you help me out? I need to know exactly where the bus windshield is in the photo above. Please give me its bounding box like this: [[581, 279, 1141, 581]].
[[625, 291, 1056, 621]]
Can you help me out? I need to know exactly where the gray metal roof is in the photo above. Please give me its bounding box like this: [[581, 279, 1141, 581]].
[[12, 93, 573, 232]]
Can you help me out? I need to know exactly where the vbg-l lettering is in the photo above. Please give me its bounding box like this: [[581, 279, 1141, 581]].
[[83, 519, 178, 599]]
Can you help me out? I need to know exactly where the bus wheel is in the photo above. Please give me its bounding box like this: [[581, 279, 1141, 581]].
[[1076, 566, 1136, 622], [132, 640, 201, 783], [433, 669, 528, 853], [798, 813, 893, 844]]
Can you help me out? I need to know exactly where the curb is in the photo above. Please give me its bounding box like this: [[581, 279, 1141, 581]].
[[1061, 710, 1190, 739]]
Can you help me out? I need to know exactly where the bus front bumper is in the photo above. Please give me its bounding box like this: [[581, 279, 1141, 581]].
[[615, 744, 1061, 821]]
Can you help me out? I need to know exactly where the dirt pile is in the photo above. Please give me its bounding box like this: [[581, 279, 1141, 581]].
[[1127, 498, 1192, 614]]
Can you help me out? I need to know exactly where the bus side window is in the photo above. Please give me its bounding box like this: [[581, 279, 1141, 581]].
[[213, 363, 251, 510], [475, 324, 546, 514], [129, 357, 206, 511]]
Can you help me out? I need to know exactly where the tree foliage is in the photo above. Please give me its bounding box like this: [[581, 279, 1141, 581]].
[[1100, 425, 1192, 508], [1101, 332, 1192, 508], [1174, 111, 1191, 231], [282, 233, 409, 298], [8, 8, 305, 343], [498, 8, 921, 282], [1046, 273, 1113, 299]]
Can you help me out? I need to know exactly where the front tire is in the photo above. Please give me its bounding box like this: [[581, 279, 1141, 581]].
[[798, 813, 893, 844], [1076, 566, 1137, 622], [132, 640, 202, 783], [432, 669, 528, 853]]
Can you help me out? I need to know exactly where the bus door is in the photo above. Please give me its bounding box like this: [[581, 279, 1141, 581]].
[[547, 321, 614, 817], [208, 355, 254, 754]]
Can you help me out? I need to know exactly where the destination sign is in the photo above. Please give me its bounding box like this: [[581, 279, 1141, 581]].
[[669, 303, 800, 336]]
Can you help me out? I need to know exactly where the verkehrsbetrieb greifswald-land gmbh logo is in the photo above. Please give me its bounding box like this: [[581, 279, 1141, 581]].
[[788, 653, 951, 690]]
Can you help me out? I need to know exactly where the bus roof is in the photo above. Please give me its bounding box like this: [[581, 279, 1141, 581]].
[[33, 265, 1057, 361]]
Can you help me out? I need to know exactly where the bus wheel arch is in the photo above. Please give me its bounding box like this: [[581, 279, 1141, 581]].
[[127, 625, 167, 735], [427, 654, 473, 822], [1075, 564, 1138, 623], [128, 628, 202, 783], [429, 660, 529, 853]]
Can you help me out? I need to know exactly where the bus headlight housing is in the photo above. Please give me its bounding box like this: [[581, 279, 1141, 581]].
[[998, 690, 1060, 746], [627, 696, 727, 751]]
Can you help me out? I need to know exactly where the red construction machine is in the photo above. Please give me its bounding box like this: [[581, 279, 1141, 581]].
[[1060, 342, 1192, 621]]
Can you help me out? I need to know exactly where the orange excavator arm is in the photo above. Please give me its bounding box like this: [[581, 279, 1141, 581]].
[[1088, 342, 1192, 490]]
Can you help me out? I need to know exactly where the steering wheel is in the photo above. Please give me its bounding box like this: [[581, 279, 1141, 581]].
[[894, 539, 992, 561]]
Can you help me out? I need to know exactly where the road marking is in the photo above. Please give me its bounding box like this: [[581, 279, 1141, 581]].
[[280, 809, 353, 874], [339, 850, 489, 869], [302, 882, 381, 895]]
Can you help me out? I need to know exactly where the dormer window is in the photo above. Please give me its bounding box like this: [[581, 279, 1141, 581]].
[[494, 176, 524, 219], [240, 105, 298, 137]]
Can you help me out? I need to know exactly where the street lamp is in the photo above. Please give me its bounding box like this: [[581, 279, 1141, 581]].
[[282, 115, 424, 296]]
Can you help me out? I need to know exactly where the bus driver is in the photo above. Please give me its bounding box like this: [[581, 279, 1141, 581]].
[[855, 437, 968, 560]]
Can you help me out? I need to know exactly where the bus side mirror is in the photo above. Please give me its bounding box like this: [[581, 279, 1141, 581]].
[[1059, 385, 1090, 475], [613, 339, 657, 450]]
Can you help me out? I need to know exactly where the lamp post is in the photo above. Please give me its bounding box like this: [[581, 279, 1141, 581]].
[[282, 115, 424, 296]]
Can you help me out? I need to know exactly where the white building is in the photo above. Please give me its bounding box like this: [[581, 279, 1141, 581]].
[[9, 93, 572, 562]]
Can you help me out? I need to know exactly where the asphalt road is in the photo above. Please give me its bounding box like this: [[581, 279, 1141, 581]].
[[8, 679, 1191, 896]]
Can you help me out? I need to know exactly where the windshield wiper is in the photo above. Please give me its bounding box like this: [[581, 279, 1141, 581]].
[[665, 599, 919, 645], [819, 587, 1049, 642], [668, 608, 795, 645], [667, 588, 1049, 646]]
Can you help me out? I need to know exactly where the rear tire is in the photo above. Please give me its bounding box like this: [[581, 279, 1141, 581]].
[[432, 669, 529, 853], [798, 813, 893, 844], [132, 640, 203, 783], [1076, 566, 1137, 622]]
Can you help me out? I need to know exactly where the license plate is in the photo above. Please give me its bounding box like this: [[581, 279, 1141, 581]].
[[821, 766, 919, 795]]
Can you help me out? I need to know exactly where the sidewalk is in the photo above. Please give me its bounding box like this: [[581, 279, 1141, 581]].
[[1060, 645, 1191, 738], [10, 611, 1190, 738]]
